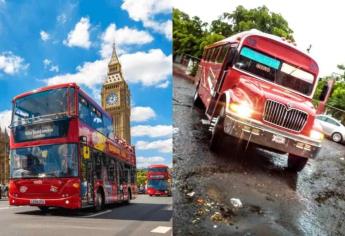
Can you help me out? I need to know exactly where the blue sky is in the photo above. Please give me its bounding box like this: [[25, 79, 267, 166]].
[[0, 0, 172, 168]]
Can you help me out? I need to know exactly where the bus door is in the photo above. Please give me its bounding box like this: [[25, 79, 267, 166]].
[[86, 161, 94, 204], [81, 145, 94, 205], [117, 161, 124, 200], [206, 44, 238, 117], [108, 159, 117, 202]]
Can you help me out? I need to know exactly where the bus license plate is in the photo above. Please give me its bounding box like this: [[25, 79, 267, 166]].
[[272, 134, 285, 144], [30, 199, 45, 205]]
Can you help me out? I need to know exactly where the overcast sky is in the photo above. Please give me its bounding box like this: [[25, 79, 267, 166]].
[[173, 0, 345, 77]]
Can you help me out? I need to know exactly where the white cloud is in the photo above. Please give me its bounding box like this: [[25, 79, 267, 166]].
[[63, 17, 91, 49], [120, 49, 171, 87], [0, 110, 11, 133], [156, 80, 169, 88], [121, 0, 172, 39], [137, 156, 165, 168], [40, 30, 50, 41], [44, 59, 107, 88], [43, 59, 59, 73], [49, 65, 59, 72], [131, 106, 156, 122], [100, 24, 153, 58], [132, 125, 172, 138], [57, 14, 67, 24], [43, 59, 51, 66], [145, 19, 172, 40], [43, 48, 171, 90], [0, 52, 29, 75], [136, 138, 172, 153]]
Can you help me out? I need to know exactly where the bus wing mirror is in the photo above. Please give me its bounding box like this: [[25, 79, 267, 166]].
[[82, 146, 90, 159]]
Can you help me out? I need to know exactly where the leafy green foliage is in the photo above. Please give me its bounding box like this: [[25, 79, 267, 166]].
[[173, 5, 294, 58], [136, 169, 147, 186]]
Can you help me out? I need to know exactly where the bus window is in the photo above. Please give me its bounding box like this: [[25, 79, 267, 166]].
[[216, 44, 230, 64], [69, 87, 76, 115], [79, 95, 92, 126], [130, 167, 136, 184], [94, 150, 102, 179], [206, 48, 214, 61], [211, 47, 220, 62], [108, 159, 115, 181]]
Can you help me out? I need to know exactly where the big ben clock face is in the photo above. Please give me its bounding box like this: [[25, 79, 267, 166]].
[[106, 92, 118, 106]]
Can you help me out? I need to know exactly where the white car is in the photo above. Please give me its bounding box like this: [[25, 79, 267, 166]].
[[315, 115, 345, 143]]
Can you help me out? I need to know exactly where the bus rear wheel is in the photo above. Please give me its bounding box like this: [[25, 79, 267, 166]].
[[94, 191, 104, 212]]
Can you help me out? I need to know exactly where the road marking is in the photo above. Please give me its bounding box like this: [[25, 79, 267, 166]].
[[83, 209, 112, 218], [0, 206, 10, 210], [150, 226, 172, 234]]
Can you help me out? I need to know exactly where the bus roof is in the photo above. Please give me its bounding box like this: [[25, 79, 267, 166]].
[[148, 164, 169, 169], [13, 82, 112, 120], [206, 29, 318, 74]]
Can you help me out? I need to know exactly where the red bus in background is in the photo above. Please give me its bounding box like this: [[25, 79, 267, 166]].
[[146, 164, 171, 196], [8, 83, 136, 211]]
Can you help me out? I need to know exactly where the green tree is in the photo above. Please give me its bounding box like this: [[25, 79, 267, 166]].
[[217, 5, 294, 40], [136, 169, 147, 186], [173, 8, 208, 57], [174, 5, 294, 59]]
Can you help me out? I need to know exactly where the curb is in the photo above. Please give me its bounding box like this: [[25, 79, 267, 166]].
[[173, 64, 196, 83]]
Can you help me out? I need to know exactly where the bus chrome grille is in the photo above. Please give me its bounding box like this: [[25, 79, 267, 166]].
[[263, 100, 308, 132]]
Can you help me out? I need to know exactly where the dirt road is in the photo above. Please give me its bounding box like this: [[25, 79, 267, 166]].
[[173, 74, 345, 236]]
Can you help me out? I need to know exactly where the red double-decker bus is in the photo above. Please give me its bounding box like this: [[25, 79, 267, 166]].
[[146, 164, 171, 196], [8, 83, 136, 211]]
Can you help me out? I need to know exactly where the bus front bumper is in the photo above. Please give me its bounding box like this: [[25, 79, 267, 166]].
[[223, 113, 322, 159], [8, 193, 81, 209]]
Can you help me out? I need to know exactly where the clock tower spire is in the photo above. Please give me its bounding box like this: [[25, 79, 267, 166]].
[[101, 42, 131, 144]]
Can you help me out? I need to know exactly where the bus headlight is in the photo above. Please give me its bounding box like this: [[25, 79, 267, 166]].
[[310, 130, 324, 140], [229, 102, 253, 118]]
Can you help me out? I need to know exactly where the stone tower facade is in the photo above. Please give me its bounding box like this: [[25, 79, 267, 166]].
[[101, 44, 131, 144], [0, 128, 9, 185]]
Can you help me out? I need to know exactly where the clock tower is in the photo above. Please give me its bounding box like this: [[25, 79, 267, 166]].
[[101, 43, 131, 144]]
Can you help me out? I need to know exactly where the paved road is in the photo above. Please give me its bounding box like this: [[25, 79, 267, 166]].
[[173, 73, 345, 236], [0, 195, 172, 236]]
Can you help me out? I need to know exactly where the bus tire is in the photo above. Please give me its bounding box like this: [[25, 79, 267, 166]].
[[209, 107, 225, 151], [38, 206, 49, 213], [287, 154, 308, 172], [193, 84, 203, 109], [94, 190, 104, 212]]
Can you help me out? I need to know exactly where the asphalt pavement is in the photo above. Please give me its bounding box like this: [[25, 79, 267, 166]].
[[173, 72, 345, 236], [0, 194, 172, 236]]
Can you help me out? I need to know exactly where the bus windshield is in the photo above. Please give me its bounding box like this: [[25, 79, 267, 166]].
[[148, 179, 169, 190], [148, 168, 167, 173], [234, 46, 315, 95], [10, 144, 78, 179], [12, 88, 73, 126]]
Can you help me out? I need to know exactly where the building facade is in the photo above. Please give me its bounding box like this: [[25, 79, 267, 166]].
[[0, 128, 9, 185], [101, 44, 131, 144]]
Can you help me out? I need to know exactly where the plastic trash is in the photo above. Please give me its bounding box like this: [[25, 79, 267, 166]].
[[230, 198, 243, 208]]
